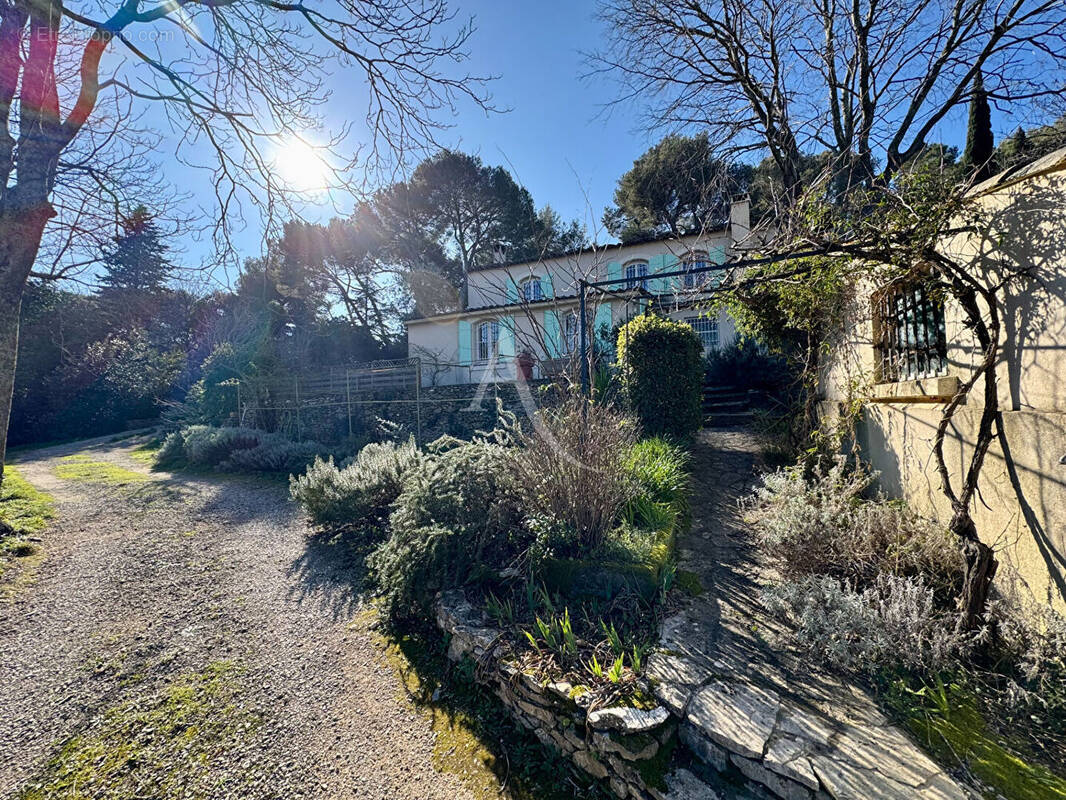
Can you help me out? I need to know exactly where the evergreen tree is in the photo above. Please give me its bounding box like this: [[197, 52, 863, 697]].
[[99, 207, 173, 292], [963, 71, 995, 181]]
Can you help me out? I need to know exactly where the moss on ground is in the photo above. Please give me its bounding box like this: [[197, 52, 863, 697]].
[[892, 682, 1066, 800], [1, 465, 55, 535], [366, 612, 606, 800], [675, 569, 704, 596], [18, 661, 260, 800], [53, 454, 149, 485], [128, 441, 162, 466], [0, 466, 55, 597]]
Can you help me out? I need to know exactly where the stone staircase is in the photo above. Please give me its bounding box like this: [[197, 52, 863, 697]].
[[702, 384, 754, 428]]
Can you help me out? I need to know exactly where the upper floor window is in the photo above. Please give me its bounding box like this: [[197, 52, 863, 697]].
[[477, 319, 500, 361], [685, 315, 719, 350], [520, 276, 544, 302], [683, 251, 710, 289], [873, 281, 947, 383], [625, 261, 648, 290]]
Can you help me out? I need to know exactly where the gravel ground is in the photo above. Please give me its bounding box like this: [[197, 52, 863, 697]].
[[0, 435, 480, 800]]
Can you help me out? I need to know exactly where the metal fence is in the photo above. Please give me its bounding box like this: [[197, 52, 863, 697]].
[[235, 357, 530, 445]]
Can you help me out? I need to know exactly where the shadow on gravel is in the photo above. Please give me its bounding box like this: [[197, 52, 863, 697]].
[[285, 531, 372, 622]]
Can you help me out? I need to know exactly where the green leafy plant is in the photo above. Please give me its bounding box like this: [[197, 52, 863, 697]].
[[606, 654, 626, 684], [616, 313, 704, 438], [586, 655, 604, 679]]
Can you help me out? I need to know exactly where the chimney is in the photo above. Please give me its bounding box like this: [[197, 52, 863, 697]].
[[729, 196, 751, 249], [492, 243, 508, 264]]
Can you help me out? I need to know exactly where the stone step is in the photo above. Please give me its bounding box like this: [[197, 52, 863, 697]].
[[702, 399, 749, 412], [704, 411, 753, 427]]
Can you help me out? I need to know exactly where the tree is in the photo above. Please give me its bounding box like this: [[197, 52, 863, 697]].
[[596, 0, 1066, 628], [98, 206, 172, 292], [0, 0, 490, 488], [963, 72, 995, 183], [596, 0, 1066, 200], [604, 133, 749, 243]]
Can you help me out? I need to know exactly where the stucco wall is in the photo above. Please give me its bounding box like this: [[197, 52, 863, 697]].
[[821, 149, 1066, 609]]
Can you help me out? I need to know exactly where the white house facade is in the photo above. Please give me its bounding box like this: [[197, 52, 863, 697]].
[[407, 200, 751, 386]]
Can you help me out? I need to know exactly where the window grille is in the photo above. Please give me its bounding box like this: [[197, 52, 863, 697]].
[[625, 262, 648, 290], [683, 252, 709, 289], [685, 316, 719, 349], [521, 277, 543, 302], [874, 282, 947, 382], [477, 320, 499, 361]]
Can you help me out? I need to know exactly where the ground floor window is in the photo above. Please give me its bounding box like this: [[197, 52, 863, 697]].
[[873, 281, 947, 382], [563, 312, 578, 353], [685, 315, 719, 349], [477, 319, 499, 361]]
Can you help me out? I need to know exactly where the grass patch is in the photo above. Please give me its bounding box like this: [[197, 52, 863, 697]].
[[369, 613, 605, 800], [18, 661, 261, 800], [1, 465, 55, 535], [128, 441, 162, 467], [885, 677, 1066, 800], [53, 454, 149, 485]]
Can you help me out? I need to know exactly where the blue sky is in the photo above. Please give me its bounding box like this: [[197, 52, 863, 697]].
[[160, 0, 1043, 285], [173, 0, 649, 282]]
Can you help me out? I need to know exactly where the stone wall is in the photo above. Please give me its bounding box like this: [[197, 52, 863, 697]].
[[435, 591, 678, 800]]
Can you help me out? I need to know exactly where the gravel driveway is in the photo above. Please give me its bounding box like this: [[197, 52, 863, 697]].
[[0, 436, 480, 800]]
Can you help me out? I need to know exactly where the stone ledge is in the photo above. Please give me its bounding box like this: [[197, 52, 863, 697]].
[[435, 591, 703, 800], [869, 375, 960, 403]]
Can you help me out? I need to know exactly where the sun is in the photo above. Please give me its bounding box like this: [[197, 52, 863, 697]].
[[275, 137, 332, 193]]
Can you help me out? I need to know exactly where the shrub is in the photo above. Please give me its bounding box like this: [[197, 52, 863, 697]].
[[369, 434, 525, 620], [220, 438, 323, 474], [704, 338, 795, 392], [155, 430, 187, 466], [746, 457, 963, 600], [510, 399, 637, 552], [290, 438, 421, 528], [764, 574, 981, 675], [616, 313, 704, 438], [181, 425, 262, 467]]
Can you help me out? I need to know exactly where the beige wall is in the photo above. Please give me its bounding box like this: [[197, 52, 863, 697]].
[[822, 149, 1066, 609]]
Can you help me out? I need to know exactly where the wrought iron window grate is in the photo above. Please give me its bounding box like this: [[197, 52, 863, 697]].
[[874, 282, 948, 383]]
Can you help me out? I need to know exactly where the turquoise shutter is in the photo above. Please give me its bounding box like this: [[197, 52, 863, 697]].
[[542, 273, 554, 299], [655, 254, 680, 293], [594, 302, 613, 355], [506, 276, 519, 305], [544, 310, 561, 358], [498, 316, 515, 359], [457, 319, 471, 364], [708, 244, 727, 288], [646, 255, 665, 293], [606, 261, 622, 286]]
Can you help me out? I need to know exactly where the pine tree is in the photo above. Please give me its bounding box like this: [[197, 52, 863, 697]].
[[963, 70, 995, 182], [99, 206, 173, 292]]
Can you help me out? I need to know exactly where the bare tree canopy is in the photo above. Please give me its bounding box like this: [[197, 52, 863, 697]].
[[0, 0, 493, 486], [594, 0, 1066, 196]]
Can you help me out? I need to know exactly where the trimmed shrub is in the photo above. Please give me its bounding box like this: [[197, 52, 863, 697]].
[[290, 439, 421, 528], [369, 435, 525, 620], [158, 424, 331, 474], [746, 457, 963, 601], [704, 337, 795, 392], [510, 399, 637, 552], [616, 313, 704, 438]]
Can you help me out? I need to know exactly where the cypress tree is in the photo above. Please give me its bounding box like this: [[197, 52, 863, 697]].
[[963, 70, 995, 181], [99, 206, 173, 292]]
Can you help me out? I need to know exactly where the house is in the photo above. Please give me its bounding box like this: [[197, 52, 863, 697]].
[[406, 200, 751, 387], [820, 147, 1066, 610]]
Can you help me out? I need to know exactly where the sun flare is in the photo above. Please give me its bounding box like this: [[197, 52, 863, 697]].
[[275, 138, 332, 193]]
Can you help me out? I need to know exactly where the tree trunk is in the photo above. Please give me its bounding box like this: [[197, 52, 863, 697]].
[[951, 505, 998, 631], [0, 205, 54, 491]]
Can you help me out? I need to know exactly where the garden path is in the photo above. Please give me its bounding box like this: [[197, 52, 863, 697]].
[[650, 428, 970, 800], [0, 435, 482, 800]]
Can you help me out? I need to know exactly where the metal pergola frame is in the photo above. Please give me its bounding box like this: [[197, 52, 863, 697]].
[[577, 248, 830, 395]]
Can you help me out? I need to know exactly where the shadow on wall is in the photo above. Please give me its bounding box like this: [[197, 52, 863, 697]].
[[857, 166, 1066, 610]]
